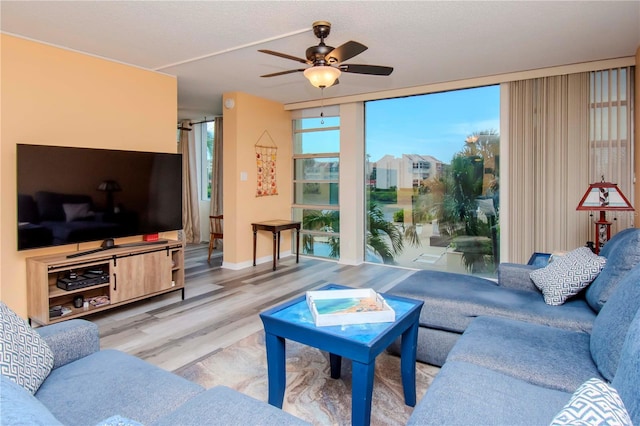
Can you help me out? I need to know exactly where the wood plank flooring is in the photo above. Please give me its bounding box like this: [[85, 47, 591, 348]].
[[92, 244, 418, 373]]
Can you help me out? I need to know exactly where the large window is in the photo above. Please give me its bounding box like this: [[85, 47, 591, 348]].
[[193, 121, 214, 200], [292, 116, 340, 259], [365, 86, 500, 276], [589, 68, 634, 231]]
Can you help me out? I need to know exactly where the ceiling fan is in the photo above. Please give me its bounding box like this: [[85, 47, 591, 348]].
[[259, 21, 393, 88]]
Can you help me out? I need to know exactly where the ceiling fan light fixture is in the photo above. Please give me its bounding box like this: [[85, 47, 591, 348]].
[[303, 65, 341, 88]]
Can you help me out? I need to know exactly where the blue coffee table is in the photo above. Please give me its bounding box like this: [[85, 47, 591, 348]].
[[259, 284, 424, 426]]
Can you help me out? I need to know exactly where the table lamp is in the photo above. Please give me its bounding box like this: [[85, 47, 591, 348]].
[[576, 176, 634, 254]]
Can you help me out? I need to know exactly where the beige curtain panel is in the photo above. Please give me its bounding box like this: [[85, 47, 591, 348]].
[[506, 68, 634, 263], [179, 119, 201, 243]]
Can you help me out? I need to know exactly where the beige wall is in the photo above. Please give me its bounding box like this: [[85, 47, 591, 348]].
[[1, 34, 177, 317], [221, 92, 292, 268]]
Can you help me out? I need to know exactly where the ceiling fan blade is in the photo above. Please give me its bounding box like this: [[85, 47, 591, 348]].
[[258, 49, 310, 65], [339, 64, 394, 76], [326, 41, 367, 63], [260, 69, 306, 78]]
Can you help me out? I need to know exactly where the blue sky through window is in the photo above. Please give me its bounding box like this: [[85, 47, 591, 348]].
[[365, 85, 500, 163]]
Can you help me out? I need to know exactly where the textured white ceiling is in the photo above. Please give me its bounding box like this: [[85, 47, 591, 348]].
[[2, 1, 639, 120]]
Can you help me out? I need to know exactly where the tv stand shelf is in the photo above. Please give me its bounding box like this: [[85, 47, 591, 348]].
[[27, 240, 185, 326]]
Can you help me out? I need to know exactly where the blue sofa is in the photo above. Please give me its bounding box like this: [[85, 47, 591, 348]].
[[384, 228, 640, 425], [408, 261, 640, 425], [387, 228, 640, 366], [0, 306, 308, 426]]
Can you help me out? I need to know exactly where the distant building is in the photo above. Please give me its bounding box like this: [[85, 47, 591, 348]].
[[371, 154, 444, 190]]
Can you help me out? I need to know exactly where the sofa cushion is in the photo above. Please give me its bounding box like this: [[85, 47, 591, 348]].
[[152, 385, 311, 426], [530, 247, 606, 306], [0, 302, 54, 394], [446, 316, 601, 392], [36, 349, 203, 426], [611, 309, 640, 424], [590, 262, 640, 382], [586, 228, 640, 312], [18, 193, 40, 224], [0, 375, 63, 426], [407, 360, 571, 426], [387, 270, 596, 335], [550, 378, 632, 426]]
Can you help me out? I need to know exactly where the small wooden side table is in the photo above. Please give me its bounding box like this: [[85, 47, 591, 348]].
[[252, 220, 301, 271]]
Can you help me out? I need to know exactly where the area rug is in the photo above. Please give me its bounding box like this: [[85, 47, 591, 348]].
[[175, 330, 439, 426]]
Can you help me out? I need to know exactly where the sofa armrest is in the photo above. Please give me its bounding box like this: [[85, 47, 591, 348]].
[[497, 263, 541, 293], [35, 319, 100, 369]]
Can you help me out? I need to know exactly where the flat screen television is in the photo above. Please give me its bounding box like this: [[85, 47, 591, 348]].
[[17, 144, 182, 251]]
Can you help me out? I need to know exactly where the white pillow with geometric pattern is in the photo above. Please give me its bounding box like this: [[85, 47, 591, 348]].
[[0, 302, 54, 394], [550, 378, 631, 426], [530, 247, 606, 306]]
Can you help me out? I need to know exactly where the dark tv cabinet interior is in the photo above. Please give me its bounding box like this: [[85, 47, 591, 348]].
[[27, 240, 184, 326]]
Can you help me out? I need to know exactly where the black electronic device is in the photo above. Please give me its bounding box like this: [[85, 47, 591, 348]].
[[49, 306, 62, 318], [57, 272, 109, 291], [16, 144, 183, 251]]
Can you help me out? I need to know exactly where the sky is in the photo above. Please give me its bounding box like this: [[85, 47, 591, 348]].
[[364, 85, 500, 163]]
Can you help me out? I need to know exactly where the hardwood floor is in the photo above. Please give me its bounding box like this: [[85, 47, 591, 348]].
[[93, 244, 418, 373]]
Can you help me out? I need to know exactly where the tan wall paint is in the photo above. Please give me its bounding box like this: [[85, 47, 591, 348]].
[[1, 34, 177, 317], [222, 92, 292, 267]]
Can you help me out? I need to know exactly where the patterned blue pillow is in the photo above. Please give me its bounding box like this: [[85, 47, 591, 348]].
[[550, 378, 631, 425], [0, 302, 54, 394], [530, 247, 606, 306]]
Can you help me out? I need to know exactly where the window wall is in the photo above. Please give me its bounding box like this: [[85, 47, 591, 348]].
[[365, 86, 501, 275], [292, 116, 340, 259], [193, 121, 214, 201]]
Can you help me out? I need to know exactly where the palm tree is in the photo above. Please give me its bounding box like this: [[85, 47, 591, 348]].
[[367, 201, 404, 263], [301, 210, 340, 258], [301, 202, 405, 263]]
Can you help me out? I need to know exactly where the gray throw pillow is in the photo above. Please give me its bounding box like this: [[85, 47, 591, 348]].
[[0, 302, 54, 394], [530, 247, 606, 306]]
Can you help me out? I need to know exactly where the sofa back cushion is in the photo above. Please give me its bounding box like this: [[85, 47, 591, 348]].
[[0, 302, 54, 394], [590, 262, 640, 382], [586, 228, 640, 312], [18, 194, 40, 224], [611, 308, 640, 425]]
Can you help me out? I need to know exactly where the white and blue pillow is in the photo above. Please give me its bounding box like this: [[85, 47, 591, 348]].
[[550, 378, 631, 425], [0, 302, 54, 394], [530, 247, 606, 306]]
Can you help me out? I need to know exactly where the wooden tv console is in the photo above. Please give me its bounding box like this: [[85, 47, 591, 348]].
[[26, 240, 184, 326]]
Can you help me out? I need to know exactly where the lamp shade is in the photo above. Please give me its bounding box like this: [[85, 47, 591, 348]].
[[303, 65, 341, 88], [576, 181, 633, 211], [97, 180, 122, 192]]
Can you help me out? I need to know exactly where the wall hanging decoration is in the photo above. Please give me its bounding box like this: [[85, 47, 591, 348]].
[[255, 130, 278, 197]]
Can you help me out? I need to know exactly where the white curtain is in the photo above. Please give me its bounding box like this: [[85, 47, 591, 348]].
[[210, 117, 223, 216], [179, 119, 200, 243]]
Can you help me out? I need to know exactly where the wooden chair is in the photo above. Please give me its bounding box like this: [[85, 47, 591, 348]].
[[208, 215, 223, 262]]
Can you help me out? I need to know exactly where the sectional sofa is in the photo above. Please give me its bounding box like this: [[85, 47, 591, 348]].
[[386, 228, 640, 425], [0, 303, 309, 426], [387, 227, 640, 366], [408, 261, 640, 425]]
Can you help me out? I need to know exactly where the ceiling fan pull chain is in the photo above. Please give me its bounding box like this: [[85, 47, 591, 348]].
[[320, 87, 325, 124]]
